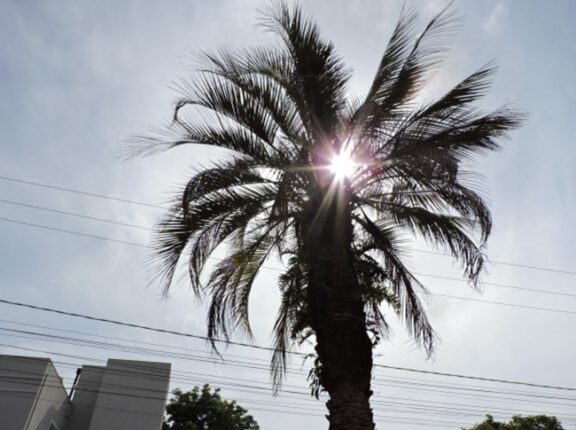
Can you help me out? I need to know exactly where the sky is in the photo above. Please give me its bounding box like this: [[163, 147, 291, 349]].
[[1, 0, 576, 429]]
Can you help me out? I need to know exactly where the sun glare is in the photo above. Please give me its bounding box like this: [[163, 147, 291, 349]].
[[330, 151, 357, 179]]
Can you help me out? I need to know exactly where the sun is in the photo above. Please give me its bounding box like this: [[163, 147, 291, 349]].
[[330, 151, 357, 179]]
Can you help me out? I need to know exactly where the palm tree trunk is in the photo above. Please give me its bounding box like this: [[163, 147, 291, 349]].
[[303, 191, 375, 430]]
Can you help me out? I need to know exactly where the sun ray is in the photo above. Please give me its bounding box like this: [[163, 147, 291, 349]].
[[330, 150, 357, 179]]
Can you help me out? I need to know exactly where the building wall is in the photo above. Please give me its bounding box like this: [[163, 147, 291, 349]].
[[25, 361, 70, 430], [0, 356, 171, 430], [87, 360, 170, 430], [66, 365, 105, 430], [0, 356, 50, 430]]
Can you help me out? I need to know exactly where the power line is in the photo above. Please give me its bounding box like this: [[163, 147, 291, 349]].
[[1, 297, 575, 393], [3, 321, 576, 408], [0, 389, 169, 419], [2, 213, 576, 317], [3, 334, 576, 425], [0, 195, 570, 299], [374, 376, 576, 406], [5, 317, 576, 411], [2, 199, 574, 299], [0, 318, 311, 379], [5, 203, 576, 317], [0, 217, 576, 315], [0, 297, 272, 353], [0, 216, 150, 248], [0, 317, 286, 370], [431, 293, 576, 316], [0, 356, 477, 427], [0, 389, 469, 429], [0, 329, 309, 382], [0, 174, 162, 209], [415, 272, 576, 298], [4, 323, 576, 411], [2, 362, 570, 428], [2, 173, 576, 277], [0, 198, 152, 230], [1, 349, 575, 427], [373, 365, 576, 394], [0, 346, 303, 396], [411, 248, 576, 277], [4, 196, 576, 301]]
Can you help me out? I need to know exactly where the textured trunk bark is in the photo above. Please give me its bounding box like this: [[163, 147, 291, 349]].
[[303, 190, 375, 430]]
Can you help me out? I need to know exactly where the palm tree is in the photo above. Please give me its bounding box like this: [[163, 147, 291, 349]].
[[132, 3, 522, 429]]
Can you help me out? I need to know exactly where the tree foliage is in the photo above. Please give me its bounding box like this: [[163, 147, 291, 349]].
[[132, 1, 521, 385], [463, 414, 564, 430], [163, 385, 260, 430], [133, 2, 522, 428]]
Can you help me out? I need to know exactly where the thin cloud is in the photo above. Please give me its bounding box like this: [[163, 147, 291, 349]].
[[483, 2, 508, 35]]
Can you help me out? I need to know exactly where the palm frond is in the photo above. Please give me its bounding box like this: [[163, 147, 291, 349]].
[[357, 4, 459, 144], [271, 255, 308, 390], [186, 201, 268, 295], [354, 213, 436, 355], [173, 74, 288, 159], [205, 228, 279, 343], [417, 62, 497, 119], [355, 253, 398, 338], [363, 7, 419, 106], [389, 107, 524, 162], [386, 205, 484, 283], [126, 116, 275, 163], [378, 3, 458, 108], [259, 2, 350, 140], [197, 49, 304, 147], [180, 157, 271, 217], [150, 180, 278, 294]]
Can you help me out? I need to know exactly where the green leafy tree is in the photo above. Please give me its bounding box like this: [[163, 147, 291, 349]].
[[463, 414, 564, 430], [133, 3, 522, 429], [162, 385, 260, 430]]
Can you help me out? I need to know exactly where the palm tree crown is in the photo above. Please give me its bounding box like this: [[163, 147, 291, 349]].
[[133, 3, 521, 395]]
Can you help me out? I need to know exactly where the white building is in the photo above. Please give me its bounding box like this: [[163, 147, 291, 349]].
[[0, 355, 171, 430]]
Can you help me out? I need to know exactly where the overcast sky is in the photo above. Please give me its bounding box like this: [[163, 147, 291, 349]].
[[1, 1, 576, 429]]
